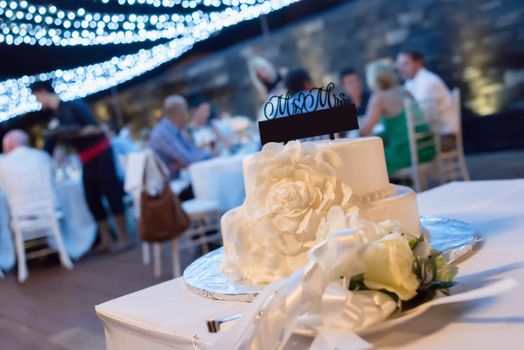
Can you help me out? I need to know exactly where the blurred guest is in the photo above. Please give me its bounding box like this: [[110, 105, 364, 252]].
[[187, 95, 219, 151], [248, 56, 286, 105], [396, 50, 456, 151], [149, 95, 212, 181], [284, 68, 332, 114], [276, 68, 332, 142], [188, 95, 236, 153], [0, 130, 57, 217], [30, 81, 130, 252], [100, 121, 133, 180], [285, 68, 315, 94], [360, 60, 435, 174], [266, 68, 316, 119], [118, 118, 151, 151], [340, 68, 370, 116]]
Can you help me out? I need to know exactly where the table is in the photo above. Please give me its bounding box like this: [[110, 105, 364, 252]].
[[188, 154, 250, 213], [96, 180, 524, 349], [0, 179, 97, 271]]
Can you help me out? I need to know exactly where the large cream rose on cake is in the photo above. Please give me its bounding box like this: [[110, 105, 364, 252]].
[[222, 141, 356, 284]]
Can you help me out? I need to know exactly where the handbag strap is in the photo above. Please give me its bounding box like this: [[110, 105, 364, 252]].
[[141, 149, 173, 194]]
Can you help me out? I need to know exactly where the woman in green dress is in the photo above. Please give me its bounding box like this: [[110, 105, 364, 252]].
[[360, 60, 435, 174]]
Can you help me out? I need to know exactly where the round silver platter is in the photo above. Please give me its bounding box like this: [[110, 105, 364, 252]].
[[183, 216, 482, 302]]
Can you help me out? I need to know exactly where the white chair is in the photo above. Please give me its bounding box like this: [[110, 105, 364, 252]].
[[126, 150, 222, 277], [438, 88, 471, 182], [145, 197, 221, 278], [11, 209, 73, 282], [391, 98, 441, 192], [0, 148, 73, 282]]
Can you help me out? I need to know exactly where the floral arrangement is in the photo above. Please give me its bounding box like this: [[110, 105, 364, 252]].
[[216, 212, 461, 349], [347, 224, 459, 310]]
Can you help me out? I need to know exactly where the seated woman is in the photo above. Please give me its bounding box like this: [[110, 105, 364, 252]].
[[187, 96, 219, 150], [188, 95, 237, 154], [360, 60, 436, 174]]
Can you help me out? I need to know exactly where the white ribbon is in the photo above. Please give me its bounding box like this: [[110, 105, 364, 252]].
[[211, 228, 397, 350], [211, 222, 519, 350]]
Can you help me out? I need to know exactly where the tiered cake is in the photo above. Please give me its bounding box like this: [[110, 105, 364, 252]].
[[221, 137, 420, 283]]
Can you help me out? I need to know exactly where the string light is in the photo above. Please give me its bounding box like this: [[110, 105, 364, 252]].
[[0, 0, 301, 121], [96, 0, 260, 10], [2, 10, 213, 46], [0, 1, 271, 46], [98, 0, 220, 9], [0, 1, 212, 46]]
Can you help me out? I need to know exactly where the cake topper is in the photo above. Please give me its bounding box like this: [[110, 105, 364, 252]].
[[258, 83, 359, 144]]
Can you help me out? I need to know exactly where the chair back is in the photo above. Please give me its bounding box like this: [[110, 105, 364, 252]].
[[2, 148, 58, 243], [403, 98, 440, 191], [404, 98, 440, 161], [0, 150, 58, 232], [450, 87, 466, 154], [439, 87, 471, 181]]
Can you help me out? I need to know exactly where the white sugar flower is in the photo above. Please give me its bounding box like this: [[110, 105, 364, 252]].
[[222, 141, 355, 283]]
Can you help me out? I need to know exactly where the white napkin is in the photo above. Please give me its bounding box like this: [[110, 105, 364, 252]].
[[124, 149, 167, 218], [124, 151, 146, 197]]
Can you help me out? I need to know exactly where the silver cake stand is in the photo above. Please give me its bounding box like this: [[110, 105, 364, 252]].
[[183, 216, 482, 302]]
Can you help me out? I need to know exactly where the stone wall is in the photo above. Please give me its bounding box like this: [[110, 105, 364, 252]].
[[95, 0, 524, 122]]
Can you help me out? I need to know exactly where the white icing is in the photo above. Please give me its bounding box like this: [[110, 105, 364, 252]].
[[221, 138, 421, 284], [359, 185, 420, 237], [243, 137, 390, 199]]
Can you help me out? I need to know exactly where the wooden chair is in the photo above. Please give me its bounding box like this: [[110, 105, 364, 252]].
[[390, 98, 441, 192], [438, 88, 471, 182]]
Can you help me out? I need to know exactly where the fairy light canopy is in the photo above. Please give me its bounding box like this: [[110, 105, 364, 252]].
[[0, 0, 345, 122], [0, 0, 306, 121], [0, 0, 269, 46]]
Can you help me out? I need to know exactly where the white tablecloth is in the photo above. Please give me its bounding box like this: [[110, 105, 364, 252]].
[[0, 180, 97, 271], [96, 180, 524, 349], [188, 154, 249, 213]]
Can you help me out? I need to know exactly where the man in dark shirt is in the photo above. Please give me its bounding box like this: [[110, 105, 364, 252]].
[[31, 81, 130, 252], [340, 68, 370, 117]]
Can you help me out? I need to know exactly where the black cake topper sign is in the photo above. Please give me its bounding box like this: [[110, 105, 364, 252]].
[[258, 83, 359, 145]]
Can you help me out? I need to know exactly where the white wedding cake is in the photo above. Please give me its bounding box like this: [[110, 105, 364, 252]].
[[221, 137, 421, 283]]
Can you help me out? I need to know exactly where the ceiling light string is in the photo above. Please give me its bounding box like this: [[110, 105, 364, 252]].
[[0, 0, 267, 46], [0, 0, 300, 121]]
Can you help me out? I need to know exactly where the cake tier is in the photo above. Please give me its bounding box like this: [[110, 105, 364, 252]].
[[221, 139, 420, 284], [220, 185, 421, 284], [359, 185, 420, 237], [243, 137, 390, 199]]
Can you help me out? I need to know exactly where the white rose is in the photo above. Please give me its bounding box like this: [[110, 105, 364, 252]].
[[363, 233, 420, 300], [222, 141, 355, 283]]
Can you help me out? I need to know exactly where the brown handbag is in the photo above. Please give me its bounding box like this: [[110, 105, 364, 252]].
[[138, 160, 190, 243]]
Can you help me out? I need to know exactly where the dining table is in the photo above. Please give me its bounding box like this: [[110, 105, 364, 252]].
[[188, 150, 255, 213], [95, 179, 524, 349]]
